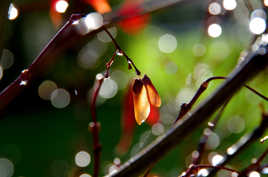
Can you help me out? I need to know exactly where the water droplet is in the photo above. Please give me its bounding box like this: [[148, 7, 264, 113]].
[[96, 73, 104, 80], [211, 154, 224, 166], [116, 50, 123, 56], [197, 168, 209, 176], [226, 146, 237, 155], [113, 158, 120, 166], [21, 69, 29, 74], [88, 122, 100, 132], [260, 136, 268, 143], [8, 3, 19, 21], [208, 122, 215, 127], [248, 171, 260, 177], [19, 80, 27, 86], [74, 89, 78, 95]]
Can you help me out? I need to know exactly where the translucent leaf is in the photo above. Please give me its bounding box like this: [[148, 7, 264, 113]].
[[143, 75, 161, 107], [132, 79, 150, 125]]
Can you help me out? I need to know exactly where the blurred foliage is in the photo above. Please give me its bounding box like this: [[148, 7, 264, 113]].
[[0, 0, 268, 177]]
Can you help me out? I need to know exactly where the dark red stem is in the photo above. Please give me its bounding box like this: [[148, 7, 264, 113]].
[[0, 14, 82, 113], [175, 76, 268, 122], [103, 28, 141, 75], [90, 77, 104, 177]]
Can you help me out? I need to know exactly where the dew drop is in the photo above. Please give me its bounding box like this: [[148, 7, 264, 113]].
[[208, 122, 215, 127], [21, 69, 29, 74], [74, 89, 78, 96], [96, 73, 104, 80], [116, 50, 123, 56], [19, 80, 28, 86]]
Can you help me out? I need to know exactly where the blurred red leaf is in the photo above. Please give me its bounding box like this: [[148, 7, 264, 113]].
[[118, 1, 150, 34], [83, 0, 111, 13]]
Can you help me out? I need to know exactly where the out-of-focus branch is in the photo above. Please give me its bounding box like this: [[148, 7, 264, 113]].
[[108, 44, 268, 177]]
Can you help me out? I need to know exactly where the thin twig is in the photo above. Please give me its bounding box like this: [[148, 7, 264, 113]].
[[89, 76, 104, 177], [175, 76, 268, 121], [192, 98, 231, 165], [104, 28, 141, 75]]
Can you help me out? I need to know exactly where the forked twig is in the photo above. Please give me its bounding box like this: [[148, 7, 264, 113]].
[[175, 76, 268, 121]]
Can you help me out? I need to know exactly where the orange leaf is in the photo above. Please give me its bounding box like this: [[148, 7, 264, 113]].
[[143, 75, 161, 107], [84, 0, 111, 13], [132, 79, 150, 125]]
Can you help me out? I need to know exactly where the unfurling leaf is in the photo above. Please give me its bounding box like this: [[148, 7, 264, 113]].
[[132, 79, 150, 125], [143, 75, 161, 107]]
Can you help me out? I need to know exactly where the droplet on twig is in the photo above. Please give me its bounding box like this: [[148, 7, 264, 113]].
[[116, 49, 123, 56], [260, 136, 268, 143], [88, 122, 101, 132], [19, 80, 28, 86]]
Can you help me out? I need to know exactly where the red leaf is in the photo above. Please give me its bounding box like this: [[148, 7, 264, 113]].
[[146, 104, 160, 125], [143, 75, 161, 107], [116, 83, 136, 154]]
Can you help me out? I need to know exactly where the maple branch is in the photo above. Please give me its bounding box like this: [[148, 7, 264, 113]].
[[109, 45, 268, 177]]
